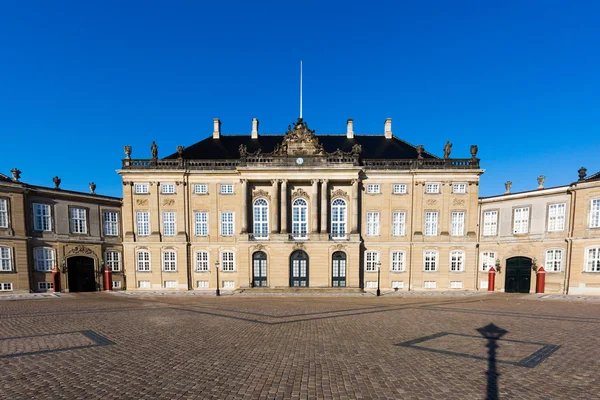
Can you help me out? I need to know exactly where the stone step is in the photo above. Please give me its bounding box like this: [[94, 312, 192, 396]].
[[235, 287, 364, 295]]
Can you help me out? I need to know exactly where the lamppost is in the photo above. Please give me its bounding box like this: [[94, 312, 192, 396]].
[[215, 259, 221, 297], [376, 261, 382, 297]]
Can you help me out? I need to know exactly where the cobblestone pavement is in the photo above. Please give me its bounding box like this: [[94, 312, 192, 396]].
[[0, 293, 598, 399]]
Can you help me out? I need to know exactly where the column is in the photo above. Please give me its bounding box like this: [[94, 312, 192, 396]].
[[311, 179, 319, 233], [281, 179, 288, 234], [320, 179, 328, 234], [271, 180, 279, 233], [240, 179, 248, 234], [352, 179, 359, 234]]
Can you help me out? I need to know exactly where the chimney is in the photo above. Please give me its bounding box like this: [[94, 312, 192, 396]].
[[346, 119, 354, 139], [384, 118, 392, 139], [213, 118, 221, 139], [251, 118, 259, 139]]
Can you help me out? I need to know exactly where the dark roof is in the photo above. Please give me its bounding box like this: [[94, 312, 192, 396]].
[[0, 173, 14, 183], [584, 171, 600, 182], [164, 135, 438, 160]]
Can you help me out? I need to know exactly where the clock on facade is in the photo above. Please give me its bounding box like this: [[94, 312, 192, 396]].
[[296, 157, 304, 165]]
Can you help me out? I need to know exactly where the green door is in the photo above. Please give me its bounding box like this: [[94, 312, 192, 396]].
[[505, 257, 532, 293]]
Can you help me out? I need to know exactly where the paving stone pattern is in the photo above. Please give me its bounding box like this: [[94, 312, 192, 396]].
[[0, 293, 598, 399]]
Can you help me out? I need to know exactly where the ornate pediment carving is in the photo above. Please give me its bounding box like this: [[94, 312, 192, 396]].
[[68, 245, 95, 256], [252, 189, 271, 200], [282, 118, 325, 156], [452, 199, 465, 206], [162, 199, 175, 207], [292, 188, 310, 199], [331, 189, 349, 200], [426, 199, 437, 206], [136, 199, 148, 206]]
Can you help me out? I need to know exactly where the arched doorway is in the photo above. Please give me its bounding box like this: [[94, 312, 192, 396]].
[[505, 257, 532, 293], [290, 250, 309, 287], [332, 252, 346, 287], [252, 251, 267, 287], [67, 256, 97, 292]]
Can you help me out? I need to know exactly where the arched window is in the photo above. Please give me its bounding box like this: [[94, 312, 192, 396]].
[[292, 198, 308, 239], [253, 198, 269, 239], [331, 198, 347, 239], [136, 250, 151, 272], [162, 250, 177, 271]]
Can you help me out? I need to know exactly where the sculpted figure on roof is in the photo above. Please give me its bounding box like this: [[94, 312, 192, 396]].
[[282, 118, 325, 156]]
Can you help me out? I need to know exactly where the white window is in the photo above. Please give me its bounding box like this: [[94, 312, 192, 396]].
[[136, 212, 150, 236], [590, 199, 600, 228], [253, 198, 269, 239], [105, 251, 121, 271], [366, 184, 380, 194], [451, 212, 465, 236], [162, 250, 177, 271], [195, 212, 208, 236], [480, 281, 489, 289], [391, 281, 404, 289], [135, 183, 149, 194], [221, 251, 235, 271], [70, 207, 87, 234], [548, 203, 566, 232], [545, 249, 563, 272], [197, 280, 209, 288], [33, 203, 52, 231], [195, 251, 209, 272], [424, 251, 438, 271], [450, 251, 465, 272], [138, 280, 151, 289], [483, 211, 498, 236], [425, 212, 438, 236], [103, 211, 119, 236], [223, 281, 235, 289], [136, 250, 151, 271], [425, 183, 440, 194], [586, 247, 600, 272], [161, 183, 175, 194], [452, 183, 467, 194], [513, 207, 530, 234], [220, 184, 233, 194], [0, 198, 8, 228], [391, 251, 406, 272], [34, 248, 55, 271], [221, 212, 234, 236], [112, 281, 121, 289], [424, 281, 437, 289], [365, 281, 378, 289], [331, 198, 347, 239], [393, 184, 407, 194], [37, 282, 53, 291], [292, 198, 308, 239], [480, 251, 496, 272], [392, 212, 406, 237], [163, 212, 176, 236], [450, 281, 463, 289], [164, 280, 177, 289], [366, 212, 380, 236], [365, 251, 379, 272], [194, 184, 208, 194], [0, 247, 12, 271]]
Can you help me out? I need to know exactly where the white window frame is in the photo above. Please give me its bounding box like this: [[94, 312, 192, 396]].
[[452, 183, 467, 194], [331, 198, 347, 239], [134, 183, 149, 194], [70, 207, 88, 234], [0, 246, 12, 272], [545, 249, 563, 272], [221, 251, 235, 271], [103, 211, 119, 236], [194, 184, 208, 194], [0, 282, 13, 291], [483, 211, 498, 236], [391, 251, 406, 272], [138, 280, 151, 289], [105, 250, 121, 272], [392, 212, 406, 237], [425, 211, 438, 236], [292, 198, 308, 239], [365, 251, 379, 272], [221, 212, 234, 237], [136, 211, 150, 236], [590, 199, 600, 228], [513, 207, 530, 234], [366, 212, 380, 236], [195, 251, 209, 272], [423, 251, 438, 272], [162, 211, 176, 236], [34, 247, 55, 272], [451, 211, 465, 236], [450, 251, 465, 272], [164, 280, 178, 289], [136, 250, 151, 272], [585, 247, 600, 272], [0, 198, 8, 228], [195, 212, 208, 237], [220, 184, 234, 194], [393, 184, 407, 194], [162, 250, 177, 271], [161, 183, 175, 194], [366, 184, 380, 194], [253, 198, 269, 239], [425, 183, 440, 194], [480, 251, 497, 272], [33, 203, 52, 231], [37, 282, 53, 291], [548, 203, 566, 232], [112, 281, 121, 289]]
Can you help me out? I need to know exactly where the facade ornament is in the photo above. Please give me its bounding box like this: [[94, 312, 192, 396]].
[[89, 182, 96, 194], [504, 181, 512, 194], [578, 167, 587, 181], [136, 199, 148, 206], [124, 145, 132, 159], [252, 189, 271, 200], [470, 145, 478, 159], [332, 243, 346, 251], [416, 145, 424, 159], [68, 245, 95, 256], [452, 199, 465, 206], [162, 199, 175, 206], [426, 199, 437, 206], [351, 144, 362, 156], [443, 141, 452, 159], [177, 146, 185, 159], [238, 144, 247, 158], [537, 175, 546, 189], [53, 176, 61, 189], [331, 189, 349, 200], [293, 242, 305, 250], [281, 118, 325, 156], [10, 168, 21, 181], [253, 243, 266, 252], [150, 141, 158, 159], [291, 187, 310, 199]]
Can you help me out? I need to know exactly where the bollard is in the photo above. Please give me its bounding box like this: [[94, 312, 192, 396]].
[[487, 266, 496, 292], [536, 266, 546, 294]]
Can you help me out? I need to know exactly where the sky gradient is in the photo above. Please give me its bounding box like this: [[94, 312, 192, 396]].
[[1, 1, 599, 197]]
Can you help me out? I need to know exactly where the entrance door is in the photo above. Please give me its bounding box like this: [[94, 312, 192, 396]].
[[290, 250, 309, 287], [67, 256, 96, 292], [505, 257, 532, 293], [252, 252, 267, 287], [332, 252, 347, 287]]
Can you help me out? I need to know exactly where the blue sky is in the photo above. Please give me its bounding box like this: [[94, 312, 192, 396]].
[[1, 1, 599, 197]]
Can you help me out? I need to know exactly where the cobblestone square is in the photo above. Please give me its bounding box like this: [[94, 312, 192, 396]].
[[0, 293, 598, 399]]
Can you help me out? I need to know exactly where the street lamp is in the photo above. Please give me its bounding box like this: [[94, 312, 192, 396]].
[[376, 260, 382, 297], [215, 259, 221, 297]]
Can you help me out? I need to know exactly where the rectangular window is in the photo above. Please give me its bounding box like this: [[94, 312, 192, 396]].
[[450, 251, 465, 271], [105, 251, 121, 271], [0, 199, 8, 228], [34, 248, 55, 271], [195, 251, 209, 272], [450, 281, 463, 289], [391, 251, 405, 272], [366, 212, 380, 236], [0, 283, 13, 291], [545, 249, 563, 272], [136, 251, 150, 271], [162, 251, 177, 271], [220, 184, 233, 194], [425, 212, 438, 236], [481, 251, 496, 272], [452, 183, 466, 194], [221, 212, 234, 236], [33, 203, 52, 231], [112, 281, 121, 289], [366, 184, 380, 194], [197, 280, 209, 288], [365, 251, 379, 272], [590, 199, 600, 228], [424, 281, 437, 289], [513, 207, 530, 234], [451, 212, 465, 236], [392, 212, 406, 237], [195, 212, 208, 236], [483, 211, 498, 236], [70, 207, 87, 234], [164, 280, 177, 289], [161, 183, 175, 194], [548, 203, 566, 232], [586, 247, 600, 272], [391, 281, 404, 289], [0, 247, 12, 271], [221, 251, 235, 271], [136, 212, 150, 236], [194, 184, 208, 194], [223, 281, 235, 289], [135, 183, 149, 194], [365, 281, 378, 289], [393, 184, 407, 194], [37, 282, 53, 291], [163, 212, 176, 236], [138, 280, 151, 289], [424, 251, 438, 271], [103, 211, 119, 236], [425, 183, 440, 194]]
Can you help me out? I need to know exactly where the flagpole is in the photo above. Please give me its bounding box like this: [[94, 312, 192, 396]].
[[300, 60, 303, 119]]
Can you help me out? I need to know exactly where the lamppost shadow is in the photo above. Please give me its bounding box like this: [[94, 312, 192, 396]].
[[476, 323, 508, 400]]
